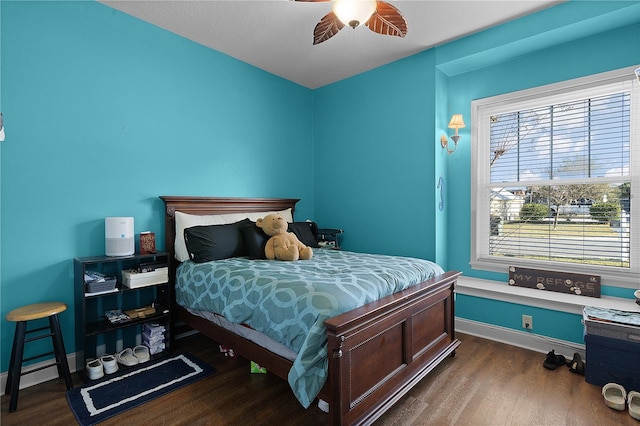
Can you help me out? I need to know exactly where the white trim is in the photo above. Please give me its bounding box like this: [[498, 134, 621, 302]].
[[0, 353, 77, 396], [471, 65, 640, 286], [472, 66, 639, 109], [0, 317, 597, 394], [469, 257, 640, 289], [455, 317, 586, 360], [0, 332, 199, 394], [457, 275, 640, 315]]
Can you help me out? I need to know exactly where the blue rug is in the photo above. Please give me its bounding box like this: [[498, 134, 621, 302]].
[[67, 352, 214, 426]]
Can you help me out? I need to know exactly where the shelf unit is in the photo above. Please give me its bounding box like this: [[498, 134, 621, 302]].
[[317, 228, 344, 250], [73, 252, 171, 379]]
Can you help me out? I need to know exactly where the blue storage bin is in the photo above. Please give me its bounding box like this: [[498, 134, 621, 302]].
[[585, 333, 640, 392]]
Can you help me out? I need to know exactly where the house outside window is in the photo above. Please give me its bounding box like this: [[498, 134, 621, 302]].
[[471, 67, 640, 287]]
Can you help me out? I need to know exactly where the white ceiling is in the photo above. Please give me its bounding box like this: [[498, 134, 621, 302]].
[[100, 0, 562, 89]]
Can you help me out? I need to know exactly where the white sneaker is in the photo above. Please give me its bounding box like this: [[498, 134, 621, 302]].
[[100, 354, 119, 374], [86, 358, 104, 380]]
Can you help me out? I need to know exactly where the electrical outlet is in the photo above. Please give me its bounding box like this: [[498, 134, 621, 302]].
[[522, 314, 533, 330]]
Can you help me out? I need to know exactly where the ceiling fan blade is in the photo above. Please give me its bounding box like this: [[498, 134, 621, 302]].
[[366, 1, 407, 38], [313, 11, 345, 45]]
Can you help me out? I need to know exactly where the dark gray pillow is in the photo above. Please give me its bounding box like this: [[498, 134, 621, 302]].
[[184, 219, 250, 263], [288, 222, 320, 248], [239, 221, 269, 259]]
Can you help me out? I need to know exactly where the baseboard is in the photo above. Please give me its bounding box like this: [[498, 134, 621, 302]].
[[0, 331, 198, 395], [0, 320, 585, 395], [0, 353, 77, 397], [456, 317, 586, 360]]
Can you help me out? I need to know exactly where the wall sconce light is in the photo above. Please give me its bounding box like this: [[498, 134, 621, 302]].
[[440, 114, 465, 154]]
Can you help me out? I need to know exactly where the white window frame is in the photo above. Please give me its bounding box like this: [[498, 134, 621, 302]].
[[471, 66, 640, 288]]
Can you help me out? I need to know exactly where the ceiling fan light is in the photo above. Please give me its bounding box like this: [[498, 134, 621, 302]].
[[333, 0, 377, 29]]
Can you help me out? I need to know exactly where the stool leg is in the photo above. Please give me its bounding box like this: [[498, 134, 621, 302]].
[[49, 315, 73, 390], [7, 321, 27, 412], [5, 321, 21, 395]]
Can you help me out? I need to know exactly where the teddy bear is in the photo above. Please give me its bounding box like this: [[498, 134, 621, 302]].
[[256, 213, 313, 261]]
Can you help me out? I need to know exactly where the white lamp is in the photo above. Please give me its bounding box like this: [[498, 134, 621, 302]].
[[333, 0, 377, 29]]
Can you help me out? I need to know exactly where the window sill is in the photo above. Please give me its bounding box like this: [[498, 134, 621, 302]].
[[470, 258, 640, 289], [457, 275, 640, 315]]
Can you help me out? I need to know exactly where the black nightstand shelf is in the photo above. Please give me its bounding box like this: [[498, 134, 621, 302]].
[[317, 228, 344, 250], [73, 252, 172, 380], [85, 311, 168, 336]]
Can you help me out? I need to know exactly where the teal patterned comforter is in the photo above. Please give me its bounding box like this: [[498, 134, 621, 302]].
[[175, 249, 444, 408]]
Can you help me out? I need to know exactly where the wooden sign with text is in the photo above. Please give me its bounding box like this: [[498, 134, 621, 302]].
[[508, 266, 600, 298]]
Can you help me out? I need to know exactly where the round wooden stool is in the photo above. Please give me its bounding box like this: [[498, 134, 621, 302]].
[[5, 302, 73, 412]]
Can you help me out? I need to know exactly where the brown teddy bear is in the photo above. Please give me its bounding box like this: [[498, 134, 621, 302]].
[[256, 213, 313, 261]]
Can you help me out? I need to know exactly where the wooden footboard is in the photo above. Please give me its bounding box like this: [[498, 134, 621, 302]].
[[325, 270, 460, 425]]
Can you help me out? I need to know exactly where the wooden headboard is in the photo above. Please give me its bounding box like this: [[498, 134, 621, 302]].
[[159, 196, 299, 269]]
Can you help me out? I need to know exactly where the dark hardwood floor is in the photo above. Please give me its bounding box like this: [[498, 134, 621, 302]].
[[1, 332, 635, 425]]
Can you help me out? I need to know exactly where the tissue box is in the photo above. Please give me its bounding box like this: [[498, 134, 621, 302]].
[[143, 322, 165, 336], [142, 321, 165, 355]]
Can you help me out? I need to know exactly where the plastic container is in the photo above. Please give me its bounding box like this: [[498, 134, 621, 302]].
[[86, 278, 117, 293], [585, 334, 640, 391], [583, 308, 640, 343]]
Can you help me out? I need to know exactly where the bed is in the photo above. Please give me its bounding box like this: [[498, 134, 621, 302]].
[[161, 196, 460, 425]]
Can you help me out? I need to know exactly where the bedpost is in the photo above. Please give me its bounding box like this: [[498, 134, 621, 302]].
[[327, 333, 346, 426]]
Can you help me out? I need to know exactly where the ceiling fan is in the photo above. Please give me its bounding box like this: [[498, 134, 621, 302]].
[[296, 0, 408, 45]]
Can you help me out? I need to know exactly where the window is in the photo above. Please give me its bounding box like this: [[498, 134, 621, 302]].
[[471, 67, 640, 287]]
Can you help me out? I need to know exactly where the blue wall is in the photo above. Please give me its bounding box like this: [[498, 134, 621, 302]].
[[446, 20, 640, 282], [0, 1, 313, 371], [2, 0, 639, 373], [439, 2, 640, 343], [312, 51, 441, 260], [311, 0, 640, 345]]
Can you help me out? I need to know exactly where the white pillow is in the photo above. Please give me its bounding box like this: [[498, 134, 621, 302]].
[[174, 208, 293, 262]]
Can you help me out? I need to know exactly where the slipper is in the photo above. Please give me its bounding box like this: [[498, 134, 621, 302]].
[[602, 383, 627, 411], [629, 391, 640, 420], [543, 350, 566, 370], [117, 348, 139, 366], [133, 345, 150, 363], [567, 352, 585, 375], [100, 354, 119, 374]]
